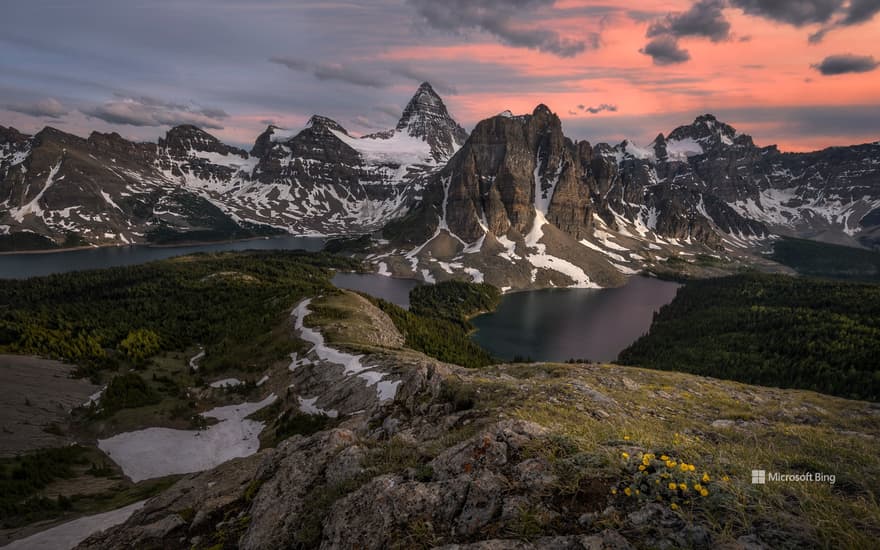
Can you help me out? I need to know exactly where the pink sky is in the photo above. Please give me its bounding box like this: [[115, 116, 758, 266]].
[[377, 1, 880, 151]]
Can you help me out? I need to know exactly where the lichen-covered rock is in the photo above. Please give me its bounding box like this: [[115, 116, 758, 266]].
[[241, 429, 361, 550], [434, 529, 634, 549], [77, 451, 267, 549], [320, 475, 471, 549]]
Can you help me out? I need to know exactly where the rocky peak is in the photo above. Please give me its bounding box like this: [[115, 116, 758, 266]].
[[250, 125, 279, 158], [160, 125, 247, 158], [307, 115, 348, 136], [396, 82, 468, 162], [0, 125, 31, 145], [33, 126, 85, 149], [87, 131, 157, 162], [666, 114, 737, 149]]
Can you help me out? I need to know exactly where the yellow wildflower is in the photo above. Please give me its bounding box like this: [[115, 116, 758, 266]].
[[639, 465, 646, 471], [700, 488, 709, 497], [624, 487, 632, 496], [621, 452, 629, 459], [702, 472, 711, 482], [635, 489, 640, 495], [668, 482, 678, 490], [666, 460, 677, 468], [679, 483, 687, 491], [689, 465, 696, 472], [722, 475, 730, 482], [611, 488, 617, 495], [680, 463, 689, 472], [671, 503, 679, 510], [624, 435, 631, 441], [694, 484, 703, 492], [660, 454, 669, 461]]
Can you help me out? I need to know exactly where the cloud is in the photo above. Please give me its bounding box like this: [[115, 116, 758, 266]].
[[374, 104, 404, 120], [842, 0, 880, 25], [647, 0, 732, 42], [812, 54, 879, 75], [807, 0, 880, 42], [407, 0, 595, 57], [580, 103, 618, 114], [81, 96, 227, 129], [640, 36, 691, 65], [6, 97, 68, 118], [730, 0, 843, 26], [269, 57, 389, 88]]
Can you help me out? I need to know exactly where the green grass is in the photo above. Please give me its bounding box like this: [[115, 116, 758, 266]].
[[470, 361, 880, 548]]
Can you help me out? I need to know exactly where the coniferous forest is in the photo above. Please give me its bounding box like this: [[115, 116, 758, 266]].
[[618, 273, 880, 401], [0, 251, 361, 377]]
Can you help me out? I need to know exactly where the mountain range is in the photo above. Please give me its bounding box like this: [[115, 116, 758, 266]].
[[2, 83, 879, 288]]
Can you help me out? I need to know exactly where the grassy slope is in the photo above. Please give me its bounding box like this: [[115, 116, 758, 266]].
[[458, 361, 880, 548], [288, 287, 880, 547]]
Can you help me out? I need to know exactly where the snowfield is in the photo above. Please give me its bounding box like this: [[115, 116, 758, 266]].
[[97, 394, 277, 482], [209, 377, 243, 388], [1, 500, 145, 550], [291, 298, 402, 403]]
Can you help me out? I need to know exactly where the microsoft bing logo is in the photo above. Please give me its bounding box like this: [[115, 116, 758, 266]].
[[751, 470, 766, 484]]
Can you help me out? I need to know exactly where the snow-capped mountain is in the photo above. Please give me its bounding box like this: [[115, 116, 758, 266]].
[[372, 109, 880, 289], [2, 85, 879, 288], [0, 83, 466, 248]]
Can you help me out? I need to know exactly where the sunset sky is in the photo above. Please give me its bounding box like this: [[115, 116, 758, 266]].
[[2, 0, 879, 152]]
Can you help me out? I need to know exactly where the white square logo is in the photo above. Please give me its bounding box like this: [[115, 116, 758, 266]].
[[751, 470, 766, 484]]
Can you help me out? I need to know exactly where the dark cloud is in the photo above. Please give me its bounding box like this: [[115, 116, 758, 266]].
[[806, 0, 880, 42], [269, 57, 389, 88], [640, 36, 691, 65], [7, 97, 68, 118], [812, 54, 879, 75], [730, 0, 843, 26], [407, 0, 595, 57], [647, 0, 731, 42], [808, 28, 829, 42], [81, 96, 227, 129], [842, 0, 880, 24], [580, 103, 618, 114]]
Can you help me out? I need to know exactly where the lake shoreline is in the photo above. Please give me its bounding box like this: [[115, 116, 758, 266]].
[[0, 234, 332, 257]]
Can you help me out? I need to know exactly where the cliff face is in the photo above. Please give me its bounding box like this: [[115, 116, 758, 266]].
[[436, 105, 592, 244], [75, 291, 880, 550]]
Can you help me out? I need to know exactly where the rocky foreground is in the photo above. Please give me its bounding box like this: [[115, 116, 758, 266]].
[[78, 291, 880, 549]]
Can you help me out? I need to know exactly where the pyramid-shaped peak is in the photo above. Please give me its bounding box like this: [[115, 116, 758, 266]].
[[415, 81, 440, 97], [396, 82, 468, 162], [397, 82, 450, 131]]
